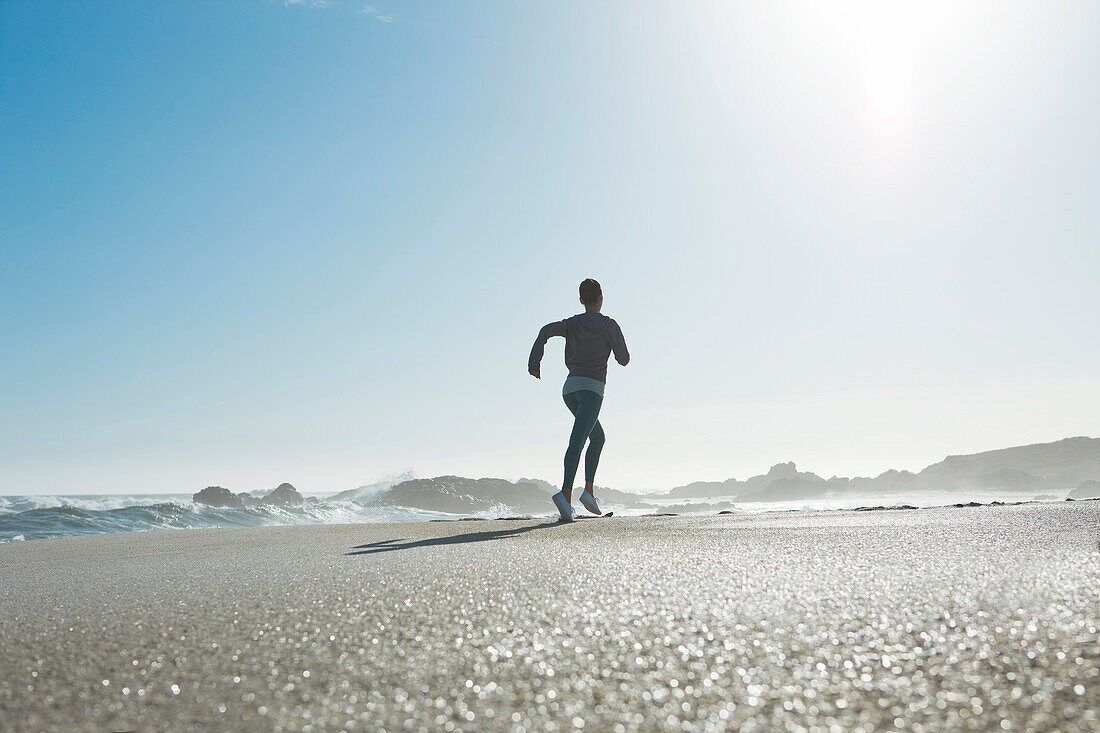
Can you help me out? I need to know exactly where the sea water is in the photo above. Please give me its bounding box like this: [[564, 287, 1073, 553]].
[[0, 494, 487, 543], [0, 488, 1071, 543]]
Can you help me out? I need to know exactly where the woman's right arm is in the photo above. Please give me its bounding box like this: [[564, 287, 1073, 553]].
[[528, 320, 567, 378]]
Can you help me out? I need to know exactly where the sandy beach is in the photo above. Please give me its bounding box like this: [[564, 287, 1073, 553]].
[[1, 502, 1097, 731]]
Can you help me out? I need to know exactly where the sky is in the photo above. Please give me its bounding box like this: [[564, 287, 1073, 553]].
[[2, 1, 1098, 495]]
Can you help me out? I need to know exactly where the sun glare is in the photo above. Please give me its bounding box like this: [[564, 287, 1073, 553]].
[[862, 36, 915, 132], [839, 2, 953, 185]]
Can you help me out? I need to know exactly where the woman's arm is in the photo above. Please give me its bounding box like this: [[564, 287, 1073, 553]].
[[528, 320, 567, 378], [609, 319, 630, 366]]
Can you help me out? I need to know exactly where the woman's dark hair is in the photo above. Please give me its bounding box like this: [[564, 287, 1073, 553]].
[[579, 278, 602, 305]]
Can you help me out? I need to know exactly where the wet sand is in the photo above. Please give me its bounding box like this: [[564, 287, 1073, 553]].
[[1, 502, 1098, 731]]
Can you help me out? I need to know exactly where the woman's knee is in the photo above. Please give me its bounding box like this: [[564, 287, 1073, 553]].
[[589, 427, 606, 448]]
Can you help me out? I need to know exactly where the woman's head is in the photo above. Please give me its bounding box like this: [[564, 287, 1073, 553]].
[[579, 278, 602, 309]]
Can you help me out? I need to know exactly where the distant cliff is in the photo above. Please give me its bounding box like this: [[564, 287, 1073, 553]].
[[668, 437, 1100, 501], [916, 437, 1100, 491]]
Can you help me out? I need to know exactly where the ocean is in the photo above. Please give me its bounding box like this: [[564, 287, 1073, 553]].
[[0, 488, 1069, 543], [0, 494, 471, 543]]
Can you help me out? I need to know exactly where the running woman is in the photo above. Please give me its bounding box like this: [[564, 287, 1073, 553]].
[[528, 278, 630, 521]]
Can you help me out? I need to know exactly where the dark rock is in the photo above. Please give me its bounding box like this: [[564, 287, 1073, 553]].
[[348, 476, 643, 515], [854, 504, 918, 512], [192, 486, 244, 508], [374, 477, 554, 514], [261, 483, 305, 507]]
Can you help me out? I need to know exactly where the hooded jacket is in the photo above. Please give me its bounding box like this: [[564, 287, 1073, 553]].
[[528, 312, 630, 384]]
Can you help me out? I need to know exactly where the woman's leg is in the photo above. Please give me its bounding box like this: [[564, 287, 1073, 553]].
[[562, 390, 603, 502], [584, 420, 605, 492]]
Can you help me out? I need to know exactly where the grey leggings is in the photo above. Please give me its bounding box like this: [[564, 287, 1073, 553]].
[[562, 389, 605, 490]]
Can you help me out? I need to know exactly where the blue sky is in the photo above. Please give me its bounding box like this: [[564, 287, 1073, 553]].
[[2, 1, 1099, 494]]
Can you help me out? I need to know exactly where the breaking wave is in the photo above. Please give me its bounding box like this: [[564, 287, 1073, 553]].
[[0, 494, 508, 543]]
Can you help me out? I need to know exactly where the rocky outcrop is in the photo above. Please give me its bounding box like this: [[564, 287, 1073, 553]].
[[369, 477, 547, 514], [194, 483, 305, 508], [262, 483, 304, 507], [667, 477, 743, 499], [193, 486, 245, 508], [355, 476, 637, 515], [669, 462, 828, 500], [736, 474, 827, 502]]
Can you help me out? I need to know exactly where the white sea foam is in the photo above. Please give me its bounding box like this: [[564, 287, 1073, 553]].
[[0, 494, 192, 514], [0, 492, 506, 543], [326, 471, 416, 504]]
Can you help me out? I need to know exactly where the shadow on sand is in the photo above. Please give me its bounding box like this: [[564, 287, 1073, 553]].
[[347, 519, 562, 556]]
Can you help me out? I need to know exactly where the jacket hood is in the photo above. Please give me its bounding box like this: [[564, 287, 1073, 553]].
[[572, 312, 612, 342]]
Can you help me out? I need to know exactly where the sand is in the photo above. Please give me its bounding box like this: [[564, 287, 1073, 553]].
[[1, 502, 1097, 732]]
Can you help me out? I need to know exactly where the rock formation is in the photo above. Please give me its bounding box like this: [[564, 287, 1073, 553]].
[[192, 486, 244, 508], [262, 483, 304, 507]]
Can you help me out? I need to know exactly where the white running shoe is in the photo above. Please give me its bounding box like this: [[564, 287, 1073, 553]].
[[579, 490, 602, 516], [552, 491, 575, 522]]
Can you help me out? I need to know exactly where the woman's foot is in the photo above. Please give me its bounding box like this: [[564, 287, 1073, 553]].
[[579, 490, 602, 516], [552, 491, 575, 522]]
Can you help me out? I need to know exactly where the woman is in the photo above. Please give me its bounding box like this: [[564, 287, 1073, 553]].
[[528, 278, 630, 521]]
